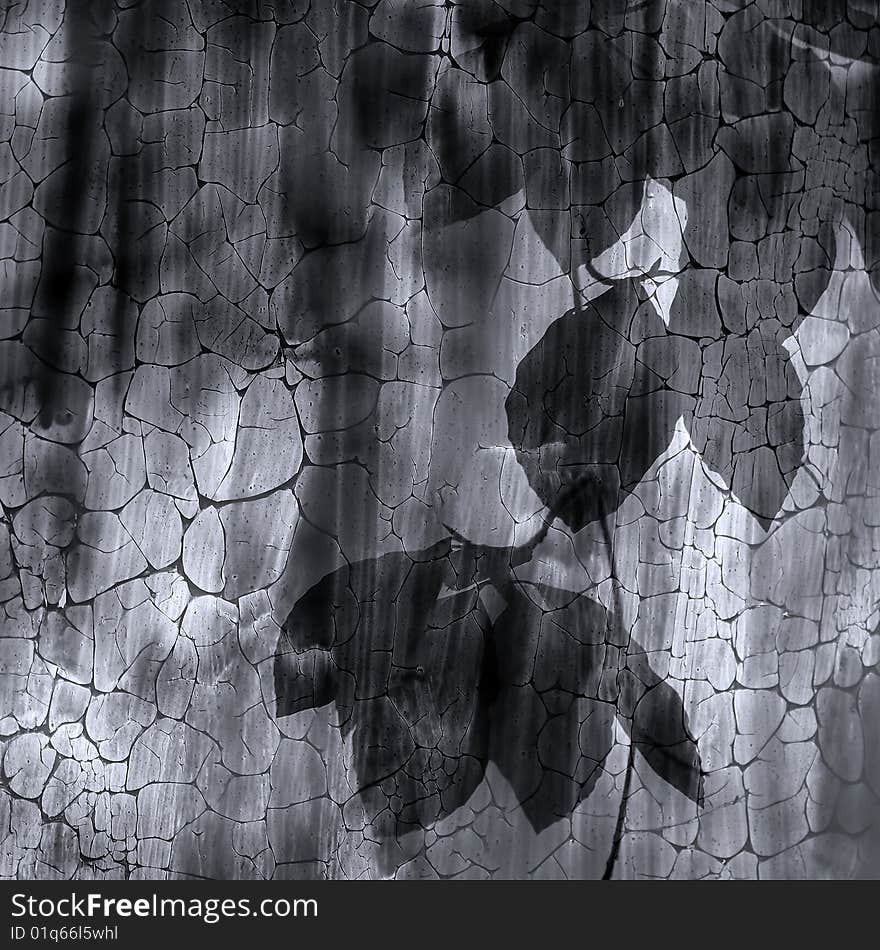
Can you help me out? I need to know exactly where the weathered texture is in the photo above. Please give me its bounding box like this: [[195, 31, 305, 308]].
[[2, 0, 880, 881]]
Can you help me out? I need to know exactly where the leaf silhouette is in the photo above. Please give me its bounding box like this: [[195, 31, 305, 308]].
[[274, 544, 703, 840], [618, 667, 704, 806], [275, 540, 493, 831], [506, 277, 694, 532], [508, 274, 808, 531], [485, 581, 616, 831], [686, 320, 806, 529]]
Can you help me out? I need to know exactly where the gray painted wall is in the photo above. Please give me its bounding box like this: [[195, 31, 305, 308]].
[[1, 0, 879, 879]]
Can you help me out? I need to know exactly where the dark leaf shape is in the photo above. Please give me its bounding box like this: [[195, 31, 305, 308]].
[[509, 275, 810, 531], [690, 337, 806, 528], [486, 582, 616, 831], [666, 265, 819, 527], [275, 540, 493, 831], [606, 596, 705, 805], [506, 278, 692, 532], [619, 672, 704, 806], [275, 551, 703, 839]]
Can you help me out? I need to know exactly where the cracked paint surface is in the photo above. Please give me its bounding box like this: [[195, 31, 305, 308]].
[[1, 0, 880, 880]]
